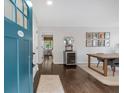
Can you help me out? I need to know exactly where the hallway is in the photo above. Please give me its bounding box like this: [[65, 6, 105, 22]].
[[3, 0, 120, 93], [34, 57, 119, 93]]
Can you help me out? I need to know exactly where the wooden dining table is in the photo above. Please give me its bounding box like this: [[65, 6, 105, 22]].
[[87, 53, 119, 76]]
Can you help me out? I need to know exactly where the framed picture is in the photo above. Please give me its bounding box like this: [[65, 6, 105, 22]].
[[92, 40, 98, 47], [86, 32, 110, 47], [98, 40, 105, 47], [92, 32, 98, 39], [86, 32, 92, 40], [105, 40, 110, 47], [99, 32, 105, 39], [86, 40, 92, 47], [105, 32, 110, 39]]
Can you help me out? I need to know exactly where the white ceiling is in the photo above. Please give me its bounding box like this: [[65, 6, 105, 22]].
[[32, 0, 119, 27]]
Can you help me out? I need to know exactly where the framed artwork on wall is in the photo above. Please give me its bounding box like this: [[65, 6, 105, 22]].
[[86, 40, 92, 47], [86, 32, 92, 39], [92, 32, 98, 39], [105, 32, 110, 39], [99, 32, 105, 39], [86, 32, 110, 47], [92, 40, 98, 47], [98, 40, 105, 47], [105, 40, 110, 47]]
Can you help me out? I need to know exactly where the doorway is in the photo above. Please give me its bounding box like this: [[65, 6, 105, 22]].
[[43, 35, 53, 62]]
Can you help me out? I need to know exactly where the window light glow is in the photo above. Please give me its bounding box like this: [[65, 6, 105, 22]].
[[26, 1, 32, 7]]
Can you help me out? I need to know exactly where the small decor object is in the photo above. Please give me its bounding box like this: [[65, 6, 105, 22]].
[[92, 32, 98, 39], [86, 40, 92, 47], [105, 32, 110, 39], [92, 40, 98, 47], [65, 45, 73, 51], [99, 40, 105, 47], [99, 32, 105, 39], [86, 32, 92, 39], [105, 40, 110, 47], [64, 36, 74, 51]]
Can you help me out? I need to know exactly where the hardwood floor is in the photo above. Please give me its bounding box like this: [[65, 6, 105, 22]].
[[34, 57, 119, 93]]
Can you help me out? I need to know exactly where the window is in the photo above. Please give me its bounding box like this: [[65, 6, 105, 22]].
[[4, 0, 29, 29], [24, 2, 27, 16], [17, 10, 23, 27], [44, 36, 53, 49], [24, 17, 27, 29], [44, 40, 53, 49], [16, 0, 23, 11], [5, 0, 15, 22]]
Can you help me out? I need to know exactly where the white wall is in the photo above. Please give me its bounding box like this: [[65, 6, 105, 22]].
[[38, 31, 44, 64], [33, 16, 39, 79], [33, 16, 44, 79], [33, 17, 39, 64], [39, 27, 119, 64], [33, 16, 44, 65]]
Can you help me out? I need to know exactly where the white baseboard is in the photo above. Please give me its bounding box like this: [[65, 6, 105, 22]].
[[33, 65, 39, 80], [53, 61, 98, 64], [53, 62, 64, 64]]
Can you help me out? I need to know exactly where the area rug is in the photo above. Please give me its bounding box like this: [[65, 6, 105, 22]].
[[36, 75, 64, 93], [78, 64, 119, 86]]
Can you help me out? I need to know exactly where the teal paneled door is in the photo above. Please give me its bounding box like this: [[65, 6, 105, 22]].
[[4, 0, 33, 93], [4, 19, 18, 93]]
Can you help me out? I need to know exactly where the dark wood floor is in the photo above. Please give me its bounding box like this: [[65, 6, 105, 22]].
[[34, 57, 119, 93]]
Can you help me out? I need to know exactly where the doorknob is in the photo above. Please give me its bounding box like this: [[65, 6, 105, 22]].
[[33, 52, 35, 55]]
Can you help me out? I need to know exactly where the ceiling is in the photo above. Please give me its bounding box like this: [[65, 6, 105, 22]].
[[32, 0, 119, 27]]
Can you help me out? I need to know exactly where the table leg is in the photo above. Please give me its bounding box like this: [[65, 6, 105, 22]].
[[88, 55, 91, 68], [113, 66, 116, 76], [103, 62, 104, 70], [103, 59, 108, 76]]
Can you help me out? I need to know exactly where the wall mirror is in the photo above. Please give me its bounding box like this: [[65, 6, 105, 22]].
[[64, 36, 74, 45]]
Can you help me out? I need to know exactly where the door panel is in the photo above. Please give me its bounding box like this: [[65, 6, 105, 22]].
[[4, 10, 32, 93], [4, 19, 18, 93], [4, 18, 32, 93], [4, 37, 18, 93], [19, 40, 30, 93]]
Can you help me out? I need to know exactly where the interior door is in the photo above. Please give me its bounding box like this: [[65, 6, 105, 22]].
[[4, 0, 33, 93]]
